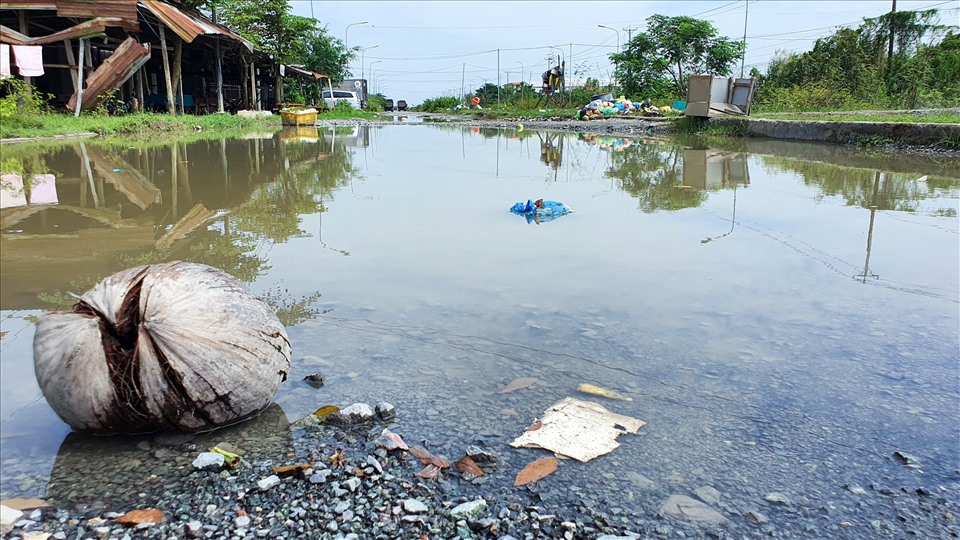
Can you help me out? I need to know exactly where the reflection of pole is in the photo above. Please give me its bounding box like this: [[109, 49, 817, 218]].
[[79, 142, 99, 208], [855, 171, 882, 282], [701, 183, 737, 244]]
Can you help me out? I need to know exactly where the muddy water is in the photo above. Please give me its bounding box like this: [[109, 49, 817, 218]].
[[1, 126, 958, 531]]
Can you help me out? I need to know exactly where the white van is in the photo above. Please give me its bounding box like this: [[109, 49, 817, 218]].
[[322, 90, 361, 109]]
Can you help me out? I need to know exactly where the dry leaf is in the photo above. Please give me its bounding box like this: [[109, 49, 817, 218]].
[[0, 498, 53, 511], [577, 383, 633, 401], [430, 456, 451, 469], [416, 464, 441, 479], [271, 464, 310, 478], [499, 377, 538, 394], [514, 456, 558, 486], [453, 455, 485, 477], [409, 445, 434, 464], [525, 421, 543, 432], [353, 467, 366, 477], [116, 508, 164, 526], [237, 509, 247, 517], [313, 405, 341, 418]]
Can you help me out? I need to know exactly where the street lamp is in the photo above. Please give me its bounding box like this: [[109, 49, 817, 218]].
[[366, 59, 382, 83], [598, 25, 621, 92], [361, 46, 379, 79], [597, 24, 620, 52], [344, 20, 368, 52]]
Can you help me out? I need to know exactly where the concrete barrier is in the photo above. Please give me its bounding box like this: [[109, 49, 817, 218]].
[[712, 117, 960, 146]]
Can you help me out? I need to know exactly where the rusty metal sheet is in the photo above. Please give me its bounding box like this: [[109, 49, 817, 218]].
[[139, 0, 253, 51], [0, 0, 57, 9], [67, 36, 150, 111], [0, 18, 130, 46], [286, 65, 330, 80], [56, 0, 138, 24]]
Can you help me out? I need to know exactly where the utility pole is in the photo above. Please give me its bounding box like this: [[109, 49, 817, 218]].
[[886, 0, 896, 82], [461, 63, 465, 102], [740, 0, 748, 78], [497, 49, 500, 107]]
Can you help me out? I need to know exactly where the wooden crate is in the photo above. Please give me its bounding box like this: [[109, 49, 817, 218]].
[[281, 110, 318, 126]]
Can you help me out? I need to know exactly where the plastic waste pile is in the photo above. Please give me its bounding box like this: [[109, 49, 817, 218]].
[[510, 199, 574, 224], [576, 97, 677, 121], [577, 133, 634, 151]]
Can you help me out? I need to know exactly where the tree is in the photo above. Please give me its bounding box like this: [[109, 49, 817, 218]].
[[756, 9, 955, 110], [611, 15, 745, 99], [302, 27, 351, 86], [219, 0, 315, 105]]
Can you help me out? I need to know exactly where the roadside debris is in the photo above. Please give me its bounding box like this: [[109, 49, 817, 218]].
[[510, 397, 645, 462]]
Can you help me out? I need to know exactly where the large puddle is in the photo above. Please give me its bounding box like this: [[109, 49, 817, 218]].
[[1, 125, 958, 532]]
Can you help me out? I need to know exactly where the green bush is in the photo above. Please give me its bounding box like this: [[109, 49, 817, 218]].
[[418, 96, 460, 112], [0, 79, 50, 135]]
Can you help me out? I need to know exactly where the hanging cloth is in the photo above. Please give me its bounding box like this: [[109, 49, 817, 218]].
[[0, 44, 11, 79], [12, 45, 44, 77]]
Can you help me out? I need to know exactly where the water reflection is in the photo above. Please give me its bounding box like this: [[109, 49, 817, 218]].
[[0, 130, 354, 312], [45, 404, 291, 507], [1, 126, 958, 512]]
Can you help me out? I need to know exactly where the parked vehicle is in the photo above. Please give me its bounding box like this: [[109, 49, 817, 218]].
[[397, 100, 408, 111], [322, 90, 361, 109], [384, 99, 394, 111]]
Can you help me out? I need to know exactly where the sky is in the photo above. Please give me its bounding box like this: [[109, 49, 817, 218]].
[[287, 1, 960, 105]]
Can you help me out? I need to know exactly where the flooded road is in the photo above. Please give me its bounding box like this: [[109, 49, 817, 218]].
[[1, 125, 958, 536]]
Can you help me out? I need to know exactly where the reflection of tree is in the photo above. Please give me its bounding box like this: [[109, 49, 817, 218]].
[[605, 141, 707, 212], [3, 134, 356, 317], [761, 157, 958, 214], [260, 287, 328, 327]]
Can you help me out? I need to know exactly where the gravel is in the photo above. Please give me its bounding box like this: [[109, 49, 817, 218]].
[[2, 398, 957, 540]]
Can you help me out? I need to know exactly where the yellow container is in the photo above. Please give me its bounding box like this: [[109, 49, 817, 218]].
[[281, 110, 318, 126]]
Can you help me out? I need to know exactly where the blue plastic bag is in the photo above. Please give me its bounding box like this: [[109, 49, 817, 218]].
[[509, 199, 573, 224]]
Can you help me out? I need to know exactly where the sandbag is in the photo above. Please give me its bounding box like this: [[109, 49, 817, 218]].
[[33, 261, 291, 435]]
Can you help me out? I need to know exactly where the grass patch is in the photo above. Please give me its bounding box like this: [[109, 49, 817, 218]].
[[672, 117, 747, 136], [1, 111, 281, 140]]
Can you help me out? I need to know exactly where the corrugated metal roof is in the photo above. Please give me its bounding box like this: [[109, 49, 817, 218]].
[[57, 0, 139, 24], [1, 17, 130, 45], [67, 36, 151, 111], [0, 0, 58, 10], [139, 0, 253, 51]]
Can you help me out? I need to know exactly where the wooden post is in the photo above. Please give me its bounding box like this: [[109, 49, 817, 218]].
[[215, 39, 224, 113], [134, 68, 144, 113], [172, 37, 183, 113], [74, 38, 85, 116], [159, 26, 176, 114], [64, 40, 78, 89], [250, 61, 257, 110], [18, 12, 32, 91]]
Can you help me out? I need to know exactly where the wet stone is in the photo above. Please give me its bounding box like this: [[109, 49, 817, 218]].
[[693, 486, 721, 505], [765, 493, 792, 506], [192, 452, 225, 471], [402, 499, 428, 514], [449, 499, 488, 520], [257, 475, 281, 491], [374, 402, 396, 421]]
